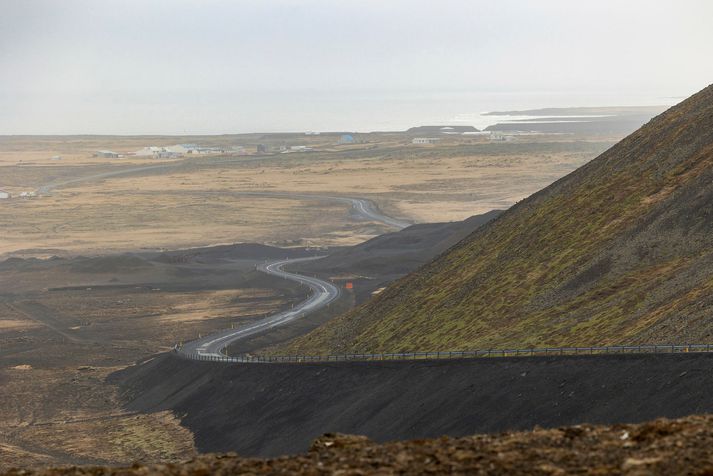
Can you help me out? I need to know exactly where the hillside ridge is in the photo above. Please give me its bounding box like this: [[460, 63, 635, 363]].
[[278, 83, 713, 354]]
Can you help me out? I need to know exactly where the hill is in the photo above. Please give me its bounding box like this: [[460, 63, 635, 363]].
[[279, 84, 713, 354]]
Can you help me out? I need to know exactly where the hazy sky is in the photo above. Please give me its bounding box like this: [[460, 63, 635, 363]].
[[2, 0, 712, 134]]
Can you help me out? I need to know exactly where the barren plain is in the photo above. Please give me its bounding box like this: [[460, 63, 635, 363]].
[[0, 134, 612, 258]]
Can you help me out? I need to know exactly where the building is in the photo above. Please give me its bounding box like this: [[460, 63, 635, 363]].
[[339, 134, 355, 144], [94, 150, 121, 158], [0, 190, 10, 199], [164, 144, 190, 154], [256, 144, 269, 153], [412, 137, 440, 145], [134, 146, 181, 158]]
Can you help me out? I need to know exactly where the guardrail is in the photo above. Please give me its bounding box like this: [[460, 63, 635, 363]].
[[175, 343, 713, 364]]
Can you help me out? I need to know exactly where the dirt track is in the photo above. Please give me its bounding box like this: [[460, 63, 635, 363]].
[[114, 351, 713, 458]]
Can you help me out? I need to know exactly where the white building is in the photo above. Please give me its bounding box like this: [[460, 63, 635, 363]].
[[135, 146, 182, 158], [0, 190, 10, 199], [412, 137, 440, 145]]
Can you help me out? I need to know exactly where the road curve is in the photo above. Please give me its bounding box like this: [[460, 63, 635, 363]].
[[179, 256, 340, 358], [35, 161, 409, 355]]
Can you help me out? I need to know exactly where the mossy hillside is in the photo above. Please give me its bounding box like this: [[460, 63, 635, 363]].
[[277, 84, 713, 354]]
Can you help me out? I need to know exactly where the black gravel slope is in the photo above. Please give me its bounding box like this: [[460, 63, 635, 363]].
[[113, 352, 713, 457]]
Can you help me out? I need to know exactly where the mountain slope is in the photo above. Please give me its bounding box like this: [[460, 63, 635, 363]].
[[279, 84, 713, 353]]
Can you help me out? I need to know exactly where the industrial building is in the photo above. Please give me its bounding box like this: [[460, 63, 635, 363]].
[[0, 190, 10, 199]]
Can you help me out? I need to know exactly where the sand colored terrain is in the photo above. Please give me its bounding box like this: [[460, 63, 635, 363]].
[[0, 136, 611, 258]]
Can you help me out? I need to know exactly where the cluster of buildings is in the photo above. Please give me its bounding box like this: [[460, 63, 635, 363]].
[[134, 144, 245, 158], [93, 144, 246, 160], [0, 190, 37, 200], [408, 125, 517, 145], [257, 144, 315, 154]]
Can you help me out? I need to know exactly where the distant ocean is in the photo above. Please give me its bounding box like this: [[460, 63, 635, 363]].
[[1, 89, 686, 135]]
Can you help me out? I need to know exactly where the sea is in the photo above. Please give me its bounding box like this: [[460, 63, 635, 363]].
[[0, 89, 688, 135]]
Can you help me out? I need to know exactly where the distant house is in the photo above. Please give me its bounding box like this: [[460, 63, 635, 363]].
[[256, 144, 269, 153], [135, 146, 162, 157], [0, 190, 10, 199], [412, 137, 440, 145], [94, 150, 121, 158], [339, 134, 355, 144], [50, 155, 62, 161]]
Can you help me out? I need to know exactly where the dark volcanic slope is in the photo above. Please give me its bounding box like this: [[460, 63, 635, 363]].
[[114, 352, 713, 458], [283, 84, 713, 354]]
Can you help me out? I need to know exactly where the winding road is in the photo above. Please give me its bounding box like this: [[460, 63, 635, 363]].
[[35, 159, 411, 358], [179, 257, 341, 358], [178, 196, 408, 358]]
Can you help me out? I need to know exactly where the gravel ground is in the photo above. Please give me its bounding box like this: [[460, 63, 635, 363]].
[[5, 414, 713, 475]]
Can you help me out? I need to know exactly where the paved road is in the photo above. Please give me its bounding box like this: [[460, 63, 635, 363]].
[[35, 160, 409, 356], [179, 256, 341, 358]]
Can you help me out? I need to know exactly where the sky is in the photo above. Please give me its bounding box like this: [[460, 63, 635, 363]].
[[1, 0, 712, 134]]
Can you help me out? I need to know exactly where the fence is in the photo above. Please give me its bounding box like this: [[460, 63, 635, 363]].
[[175, 343, 713, 364]]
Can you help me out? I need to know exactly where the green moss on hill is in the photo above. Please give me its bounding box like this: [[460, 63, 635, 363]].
[[279, 84, 713, 354]]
